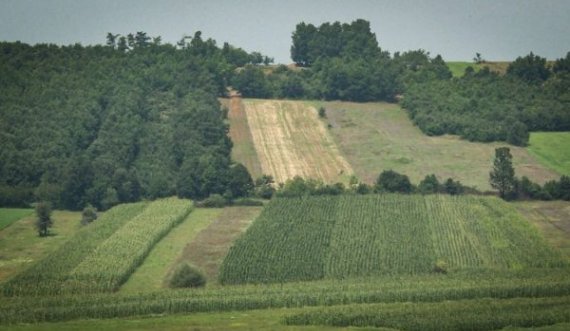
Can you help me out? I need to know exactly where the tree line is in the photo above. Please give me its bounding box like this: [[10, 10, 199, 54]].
[[0, 32, 269, 209], [402, 52, 570, 146]]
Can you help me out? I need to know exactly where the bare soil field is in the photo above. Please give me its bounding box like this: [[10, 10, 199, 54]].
[[243, 99, 353, 184]]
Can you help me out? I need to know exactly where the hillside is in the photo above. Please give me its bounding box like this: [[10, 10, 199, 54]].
[[220, 194, 566, 284]]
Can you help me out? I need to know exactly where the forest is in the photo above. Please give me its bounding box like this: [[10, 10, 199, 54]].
[[0, 32, 264, 209]]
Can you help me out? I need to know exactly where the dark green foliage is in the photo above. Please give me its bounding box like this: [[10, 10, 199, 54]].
[[418, 174, 441, 194], [195, 194, 227, 208], [254, 175, 275, 199], [35, 201, 53, 237], [318, 106, 326, 118], [402, 54, 569, 145], [227, 163, 254, 198], [507, 52, 551, 83], [490, 147, 516, 199], [168, 263, 206, 288], [443, 178, 465, 195], [275, 177, 347, 197], [230, 198, 264, 206], [0, 35, 268, 209], [80, 204, 98, 226], [375, 170, 413, 193]]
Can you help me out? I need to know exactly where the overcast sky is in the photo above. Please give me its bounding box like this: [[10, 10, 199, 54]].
[[0, 0, 568, 63]]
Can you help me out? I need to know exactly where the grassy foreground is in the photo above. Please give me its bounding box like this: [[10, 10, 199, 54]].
[[528, 132, 570, 176]]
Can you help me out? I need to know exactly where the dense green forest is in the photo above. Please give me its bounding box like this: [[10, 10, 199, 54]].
[[0, 32, 264, 209], [402, 53, 570, 146], [232, 19, 569, 146], [232, 19, 452, 102]]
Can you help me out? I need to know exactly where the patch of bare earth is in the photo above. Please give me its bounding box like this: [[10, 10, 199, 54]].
[[244, 99, 353, 184], [174, 206, 262, 284]]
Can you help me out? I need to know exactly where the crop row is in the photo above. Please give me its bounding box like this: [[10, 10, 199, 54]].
[[3, 198, 193, 296], [284, 296, 570, 331], [2, 202, 149, 296], [1, 269, 569, 324], [220, 194, 567, 285]]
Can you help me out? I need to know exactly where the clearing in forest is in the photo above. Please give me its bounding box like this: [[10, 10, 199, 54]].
[[242, 99, 353, 184], [322, 102, 559, 191]]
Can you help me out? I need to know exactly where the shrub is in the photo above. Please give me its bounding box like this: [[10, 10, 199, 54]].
[[81, 204, 98, 225], [232, 198, 264, 206], [195, 194, 227, 208], [168, 263, 206, 288]]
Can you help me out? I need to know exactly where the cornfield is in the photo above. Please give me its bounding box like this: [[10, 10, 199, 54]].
[[3, 198, 192, 296], [220, 194, 567, 284]]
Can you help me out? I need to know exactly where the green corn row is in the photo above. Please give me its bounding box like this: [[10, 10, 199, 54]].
[[284, 296, 570, 331], [220, 194, 567, 285], [2, 198, 192, 296], [1, 269, 570, 325]]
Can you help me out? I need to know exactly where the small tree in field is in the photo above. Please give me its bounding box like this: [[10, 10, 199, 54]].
[[490, 147, 516, 199], [35, 201, 53, 237], [81, 204, 98, 226]]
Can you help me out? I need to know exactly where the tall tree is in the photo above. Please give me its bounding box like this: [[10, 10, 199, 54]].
[[489, 147, 516, 199]]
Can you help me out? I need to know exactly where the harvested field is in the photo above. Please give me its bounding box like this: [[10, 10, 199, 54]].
[[226, 96, 263, 179], [243, 99, 353, 184]]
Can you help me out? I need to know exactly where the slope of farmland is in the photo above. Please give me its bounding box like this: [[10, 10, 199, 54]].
[[322, 102, 559, 190], [220, 194, 567, 284], [3, 198, 193, 296], [242, 99, 353, 184]]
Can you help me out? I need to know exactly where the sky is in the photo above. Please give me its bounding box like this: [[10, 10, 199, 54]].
[[0, 0, 569, 64]]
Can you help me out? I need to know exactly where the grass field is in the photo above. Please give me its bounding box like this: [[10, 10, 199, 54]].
[[321, 101, 558, 190], [514, 201, 570, 259], [0, 210, 82, 283], [528, 132, 570, 176], [120, 208, 217, 292], [220, 195, 565, 285], [0, 208, 33, 231], [242, 99, 353, 184], [446, 61, 481, 77]]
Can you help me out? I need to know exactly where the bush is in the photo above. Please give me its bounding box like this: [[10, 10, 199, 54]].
[[375, 170, 413, 193], [195, 194, 227, 208], [168, 263, 206, 288], [231, 198, 264, 206], [81, 204, 98, 225]]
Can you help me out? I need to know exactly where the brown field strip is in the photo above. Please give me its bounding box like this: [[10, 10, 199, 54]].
[[173, 206, 262, 284], [243, 99, 353, 184], [226, 96, 263, 179]]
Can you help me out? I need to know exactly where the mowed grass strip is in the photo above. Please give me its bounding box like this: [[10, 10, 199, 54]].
[[243, 99, 353, 184], [0, 208, 33, 231], [323, 102, 558, 190], [220, 195, 566, 285], [0, 210, 82, 284], [121, 208, 218, 292], [528, 132, 570, 176], [176, 206, 261, 285], [226, 96, 263, 179]]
